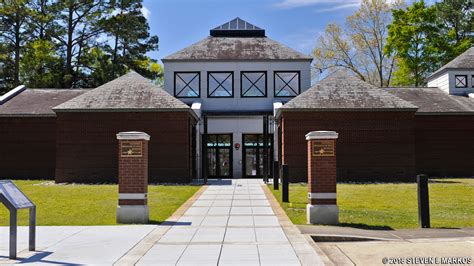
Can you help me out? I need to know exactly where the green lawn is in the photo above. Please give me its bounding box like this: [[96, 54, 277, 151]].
[[0, 180, 200, 226], [269, 178, 474, 229]]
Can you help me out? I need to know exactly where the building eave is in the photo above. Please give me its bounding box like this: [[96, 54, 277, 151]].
[[275, 107, 419, 119], [427, 68, 474, 81], [53, 107, 198, 120], [162, 58, 313, 63], [0, 114, 56, 118]]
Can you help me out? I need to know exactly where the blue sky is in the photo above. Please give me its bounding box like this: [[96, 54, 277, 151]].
[[142, 0, 364, 62], [142, 0, 436, 63]]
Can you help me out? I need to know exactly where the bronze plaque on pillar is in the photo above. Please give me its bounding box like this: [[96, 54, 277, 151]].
[[312, 140, 334, 157], [120, 141, 143, 157]]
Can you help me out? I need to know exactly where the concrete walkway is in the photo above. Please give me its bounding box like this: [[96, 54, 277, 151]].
[[0, 225, 156, 265], [1, 179, 322, 265], [136, 179, 320, 265]]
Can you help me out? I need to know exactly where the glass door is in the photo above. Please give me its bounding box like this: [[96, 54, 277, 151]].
[[206, 134, 232, 178], [242, 134, 273, 178]]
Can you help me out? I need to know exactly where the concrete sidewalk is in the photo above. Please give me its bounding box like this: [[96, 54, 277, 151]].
[[1, 179, 322, 265], [135, 179, 322, 265], [0, 225, 156, 265]]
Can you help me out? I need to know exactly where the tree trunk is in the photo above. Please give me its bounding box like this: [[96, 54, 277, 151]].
[[64, 5, 74, 88], [14, 11, 21, 86]]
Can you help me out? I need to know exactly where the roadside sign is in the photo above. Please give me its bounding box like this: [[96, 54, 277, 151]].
[[0, 180, 34, 209], [0, 180, 36, 259]]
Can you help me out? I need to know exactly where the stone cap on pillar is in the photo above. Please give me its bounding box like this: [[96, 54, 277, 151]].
[[117, 131, 150, 141], [305, 131, 338, 140]]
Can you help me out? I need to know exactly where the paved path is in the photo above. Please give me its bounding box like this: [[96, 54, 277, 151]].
[[137, 179, 308, 266], [0, 225, 156, 265], [1, 179, 322, 265]]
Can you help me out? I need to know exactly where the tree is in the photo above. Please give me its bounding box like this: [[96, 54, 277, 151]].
[[0, 0, 160, 91], [20, 0, 63, 88], [313, 0, 401, 87], [20, 39, 63, 88], [434, 0, 473, 64], [51, 0, 107, 87], [0, 0, 31, 87], [100, 0, 160, 81], [385, 1, 441, 86]]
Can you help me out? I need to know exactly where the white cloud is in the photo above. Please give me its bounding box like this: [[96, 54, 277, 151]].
[[275, 0, 359, 9], [141, 6, 151, 19], [314, 2, 360, 13]]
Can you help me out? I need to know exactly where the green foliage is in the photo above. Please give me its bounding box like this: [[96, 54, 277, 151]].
[[269, 179, 474, 229], [385, 1, 440, 86], [0, 0, 161, 91], [433, 0, 473, 64], [99, 0, 160, 81], [0, 0, 31, 88], [20, 39, 63, 88], [385, 0, 473, 86], [0, 180, 200, 225]]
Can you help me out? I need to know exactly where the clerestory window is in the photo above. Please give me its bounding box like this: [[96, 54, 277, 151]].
[[174, 72, 200, 98], [454, 75, 467, 88], [208, 72, 233, 98], [241, 71, 267, 97], [274, 71, 300, 97]]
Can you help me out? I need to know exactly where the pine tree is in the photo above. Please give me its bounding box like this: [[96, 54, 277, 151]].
[[100, 0, 160, 81], [0, 0, 31, 88], [51, 0, 107, 87]]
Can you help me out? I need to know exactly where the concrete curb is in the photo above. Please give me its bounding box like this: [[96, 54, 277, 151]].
[[114, 185, 207, 266], [262, 184, 332, 266]]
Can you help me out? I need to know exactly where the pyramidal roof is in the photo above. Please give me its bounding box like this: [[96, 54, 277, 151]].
[[429, 47, 474, 80], [210, 18, 265, 37], [54, 72, 191, 112], [280, 71, 418, 111], [163, 18, 312, 61]]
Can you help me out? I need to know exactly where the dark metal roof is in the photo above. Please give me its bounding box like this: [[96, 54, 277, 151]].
[[382, 87, 474, 114], [210, 18, 265, 37], [0, 88, 87, 117], [162, 37, 312, 61], [280, 71, 418, 112], [53, 72, 192, 113], [428, 47, 474, 80]]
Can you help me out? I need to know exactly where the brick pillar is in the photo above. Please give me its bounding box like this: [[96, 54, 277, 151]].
[[305, 131, 339, 224], [116, 131, 150, 224]]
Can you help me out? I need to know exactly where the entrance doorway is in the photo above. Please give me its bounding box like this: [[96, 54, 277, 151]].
[[242, 134, 273, 178], [207, 134, 232, 178]]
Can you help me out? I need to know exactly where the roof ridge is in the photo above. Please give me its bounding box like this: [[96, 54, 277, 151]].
[[53, 72, 191, 112], [281, 71, 418, 111], [428, 47, 474, 79], [162, 36, 312, 61]]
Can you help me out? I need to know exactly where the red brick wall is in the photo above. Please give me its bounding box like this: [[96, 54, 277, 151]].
[[118, 138, 148, 205], [415, 115, 474, 177], [281, 111, 416, 182], [55, 112, 194, 183], [307, 139, 337, 205], [0, 117, 56, 179]]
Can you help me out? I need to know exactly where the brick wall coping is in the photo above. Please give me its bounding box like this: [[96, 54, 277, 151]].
[[116, 131, 151, 141], [305, 131, 339, 140]]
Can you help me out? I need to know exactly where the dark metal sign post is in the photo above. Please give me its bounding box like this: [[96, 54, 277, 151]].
[[0, 180, 36, 259], [282, 164, 289, 203], [273, 161, 279, 190], [417, 174, 430, 228]]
